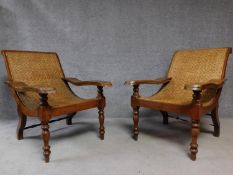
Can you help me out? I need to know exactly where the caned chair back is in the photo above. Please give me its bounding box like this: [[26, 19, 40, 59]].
[[150, 48, 232, 106], [2, 51, 64, 84], [2, 50, 80, 109], [167, 48, 231, 87]]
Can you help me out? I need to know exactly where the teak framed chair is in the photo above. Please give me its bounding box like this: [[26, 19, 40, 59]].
[[125, 48, 232, 160], [1, 50, 112, 162]]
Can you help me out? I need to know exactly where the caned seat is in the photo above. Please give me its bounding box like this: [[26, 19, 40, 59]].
[[18, 79, 97, 109], [140, 81, 217, 108], [2, 50, 112, 162], [125, 48, 232, 160]]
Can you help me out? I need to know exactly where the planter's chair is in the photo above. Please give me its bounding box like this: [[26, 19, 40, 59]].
[[2, 50, 112, 162], [125, 48, 232, 160]]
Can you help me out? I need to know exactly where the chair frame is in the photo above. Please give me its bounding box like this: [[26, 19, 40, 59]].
[[2, 50, 112, 162], [125, 48, 232, 160]]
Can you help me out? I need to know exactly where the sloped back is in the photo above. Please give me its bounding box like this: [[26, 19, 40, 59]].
[[2, 50, 82, 109], [148, 48, 231, 106], [168, 48, 231, 87], [2, 51, 64, 84]]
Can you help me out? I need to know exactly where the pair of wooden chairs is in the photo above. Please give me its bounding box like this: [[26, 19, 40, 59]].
[[1, 48, 232, 162]]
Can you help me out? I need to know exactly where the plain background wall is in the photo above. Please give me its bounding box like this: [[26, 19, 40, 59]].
[[0, 0, 233, 121]]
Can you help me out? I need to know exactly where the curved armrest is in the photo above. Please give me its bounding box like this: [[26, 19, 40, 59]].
[[184, 79, 225, 91], [124, 77, 172, 86], [63, 77, 112, 87], [5, 81, 56, 94]]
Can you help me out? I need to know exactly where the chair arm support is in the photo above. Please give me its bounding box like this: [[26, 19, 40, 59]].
[[63, 77, 112, 87], [124, 77, 172, 86], [5, 81, 56, 94], [184, 79, 225, 91]]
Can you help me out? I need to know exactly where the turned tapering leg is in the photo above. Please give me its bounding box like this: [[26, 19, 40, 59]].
[[41, 121, 51, 163], [97, 86, 105, 140], [98, 107, 105, 140], [133, 107, 139, 141], [190, 119, 200, 161], [160, 111, 168, 124], [17, 108, 27, 140], [66, 112, 76, 125], [211, 107, 220, 137]]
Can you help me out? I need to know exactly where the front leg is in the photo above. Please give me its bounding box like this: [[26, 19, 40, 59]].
[[133, 107, 139, 140], [39, 93, 51, 163], [190, 119, 200, 161], [190, 90, 201, 161], [97, 86, 105, 140], [98, 107, 105, 140], [41, 121, 51, 163], [132, 85, 140, 140]]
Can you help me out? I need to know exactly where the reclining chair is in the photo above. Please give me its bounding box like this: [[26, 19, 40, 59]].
[[2, 50, 112, 162], [125, 48, 232, 160]]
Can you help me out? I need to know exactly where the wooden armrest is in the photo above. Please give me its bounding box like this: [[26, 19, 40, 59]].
[[5, 81, 56, 94], [124, 77, 172, 86], [63, 78, 112, 87], [184, 79, 225, 91]]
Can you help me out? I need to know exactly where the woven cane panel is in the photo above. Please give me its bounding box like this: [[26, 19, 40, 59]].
[[17, 79, 86, 109], [142, 48, 228, 106], [6, 52, 64, 82], [5, 51, 88, 109]]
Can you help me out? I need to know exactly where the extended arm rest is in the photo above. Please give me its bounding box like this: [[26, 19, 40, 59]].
[[124, 77, 172, 86], [63, 77, 112, 87], [184, 79, 225, 91], [5, 81, 56, 94]]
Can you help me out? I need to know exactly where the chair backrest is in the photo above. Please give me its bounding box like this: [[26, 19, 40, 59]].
[[2, 50, 65, 85], [167, 48, 232, 87]]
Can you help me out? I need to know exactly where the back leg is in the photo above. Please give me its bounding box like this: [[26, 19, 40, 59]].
[[160, 111, 168, 124], [66, 112, 76, 125], [211, 107, 220, 137], [17, 108, 27, 140]]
